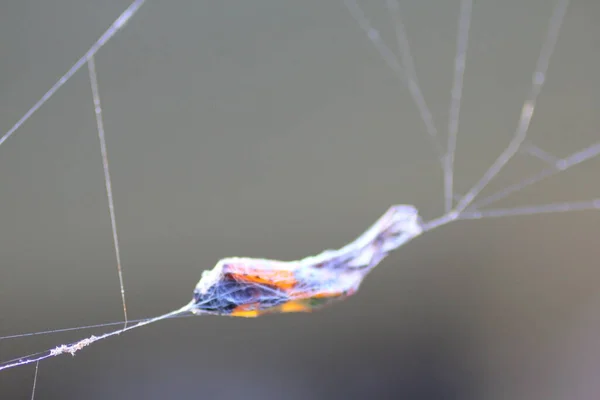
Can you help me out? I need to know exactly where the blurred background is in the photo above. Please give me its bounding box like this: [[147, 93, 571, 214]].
[[1, 0, 600, 398]]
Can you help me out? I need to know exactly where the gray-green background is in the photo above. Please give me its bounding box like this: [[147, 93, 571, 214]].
[[1, 0, 600, 399]]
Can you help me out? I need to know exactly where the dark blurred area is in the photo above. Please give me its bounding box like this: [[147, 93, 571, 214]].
[[1, 0, 600, 399]]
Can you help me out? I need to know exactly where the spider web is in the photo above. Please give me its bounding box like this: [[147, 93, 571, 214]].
[[1, 0, 599, 398]]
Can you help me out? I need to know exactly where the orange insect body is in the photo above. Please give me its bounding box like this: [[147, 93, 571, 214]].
[[190, 205, 423, 317]]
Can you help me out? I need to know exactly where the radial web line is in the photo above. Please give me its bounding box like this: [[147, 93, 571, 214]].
[[0, 314, 193, 341], [88, 56, 128, 326], [384, 0, 457, 211], [521, 142, 560, 165], [343, 0, 445, 162], [445, 0, 473, 213], [30, 361, 39, 400], [453, 0, 570, 214], [459, 199, 600, 220], [0, 0, 146, 149], [384, 0, 419, 87], [0, 304, 193, 372], [468, 140, 600, 211]]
